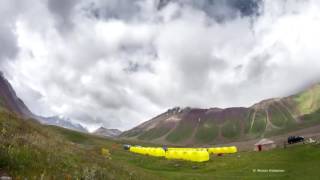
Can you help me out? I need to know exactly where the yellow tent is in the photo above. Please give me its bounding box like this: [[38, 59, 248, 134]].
[[165, 149, 209, 162], [129, 145, 237, 162], [208, 146, 237, 154], [129, 146, 165, 157]]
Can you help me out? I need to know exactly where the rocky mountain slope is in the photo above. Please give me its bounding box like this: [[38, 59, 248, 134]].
[[0, 72, 86, 132], [121, 84, 320, 145], [93, 127, 122, 137], [0, 72, 34, 118]]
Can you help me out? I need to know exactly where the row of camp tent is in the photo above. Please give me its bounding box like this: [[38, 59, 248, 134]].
[[129, 146, 237, 162]]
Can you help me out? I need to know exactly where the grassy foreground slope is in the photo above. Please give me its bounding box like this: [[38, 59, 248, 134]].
[[1, 110, 320, 179], [0, 110, 159, 179]]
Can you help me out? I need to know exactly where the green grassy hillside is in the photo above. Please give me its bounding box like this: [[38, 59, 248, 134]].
[[194, 120, 219, 143], [1, 109, 320, 179], [166, 120, 196, 143], [293, 84, 320, 115], [122, 84, 320, 145], [0, 110, 159, 179]]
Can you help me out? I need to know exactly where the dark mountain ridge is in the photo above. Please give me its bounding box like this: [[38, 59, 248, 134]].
[[0, 72, 33, 118], [121, 84, 320, 145], [0, 72, 87, 132]]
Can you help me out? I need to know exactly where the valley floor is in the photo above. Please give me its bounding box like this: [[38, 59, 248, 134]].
[[1, 111, 320, 179], [220, 124, 320, 151], [118, 144, 320, 180]]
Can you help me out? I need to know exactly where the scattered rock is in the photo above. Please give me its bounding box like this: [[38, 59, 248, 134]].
[[0, 170, 12, 180], [0, 176, 12, 180], [192, 165, 198, 169]]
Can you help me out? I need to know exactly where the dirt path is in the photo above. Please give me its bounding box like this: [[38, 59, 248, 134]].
[[219, 124, 320, 151], [278, 100, 300, 123], [249, 110, 256, 131], [184, 118, 201, 145], [265, 109, 280, 130]]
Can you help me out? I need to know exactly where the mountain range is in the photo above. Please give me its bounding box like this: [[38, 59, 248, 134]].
[[121, 84, 320, 145], [36, 116, 88, 132], [93, 127, 122, 137], [1, 71, 320, 145], [0, 72, 87, 132]]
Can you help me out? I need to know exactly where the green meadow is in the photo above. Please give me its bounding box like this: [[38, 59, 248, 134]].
[[1, 110, 320, 179]]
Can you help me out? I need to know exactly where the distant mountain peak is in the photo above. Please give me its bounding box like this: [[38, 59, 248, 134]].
[[93, 126, 122, 137], [38, 116, 88, 133]]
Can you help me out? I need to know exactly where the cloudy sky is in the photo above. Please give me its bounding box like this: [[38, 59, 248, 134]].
[[1, 0, 320, 131]]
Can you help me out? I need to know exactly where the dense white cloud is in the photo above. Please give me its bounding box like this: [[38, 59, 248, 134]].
[[1, 0, 320, 130]]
